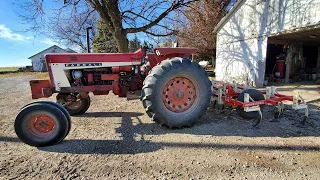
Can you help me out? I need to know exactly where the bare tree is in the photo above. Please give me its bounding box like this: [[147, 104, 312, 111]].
[[176, 0, 231, 62], [16, 0, 199, 52], [50, 11, 97, 51]]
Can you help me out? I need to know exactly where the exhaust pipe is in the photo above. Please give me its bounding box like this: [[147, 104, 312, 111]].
[[86, 27, 92, 53]]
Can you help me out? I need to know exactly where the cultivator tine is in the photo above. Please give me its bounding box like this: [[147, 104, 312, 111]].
[[253, 109, 262, 127], [300, 108, 309, 125], [227, 109, 236, 120], [218, 88, 223, 105], [292, 90, 309, 125], [271, 102, 283, 122]]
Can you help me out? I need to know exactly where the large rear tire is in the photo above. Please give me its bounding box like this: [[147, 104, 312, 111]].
[[141, 58, 212, 128], [56, 93, 90, 116], [237, 89, 265, 119], [15, 102, 70, 147]]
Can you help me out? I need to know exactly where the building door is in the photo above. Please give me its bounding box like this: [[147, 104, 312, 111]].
[[40, 58, 47, 72]]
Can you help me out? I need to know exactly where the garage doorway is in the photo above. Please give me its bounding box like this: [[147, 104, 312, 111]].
[[265, 27, 320, 85]]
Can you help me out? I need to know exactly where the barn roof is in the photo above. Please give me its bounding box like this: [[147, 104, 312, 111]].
[[28, 45, 76, 59], [213, 0, 247, 34]]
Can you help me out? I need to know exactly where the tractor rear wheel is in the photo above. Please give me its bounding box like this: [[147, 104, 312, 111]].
[[14, 102, 69, 147], [56, 93, 90, 116], [237, 89, 265, 119], [141, 58, 212, 128]]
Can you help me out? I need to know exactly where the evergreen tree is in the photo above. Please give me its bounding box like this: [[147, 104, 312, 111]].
[[92, 20, 118, 53], [128, 35, 141, 52]]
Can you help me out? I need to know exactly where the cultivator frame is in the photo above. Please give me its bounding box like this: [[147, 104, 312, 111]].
[[211, 81, 309, 126]]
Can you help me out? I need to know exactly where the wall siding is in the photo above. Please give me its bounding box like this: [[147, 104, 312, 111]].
[[31, 47, 67, 72], [216, 0, 320, 87]]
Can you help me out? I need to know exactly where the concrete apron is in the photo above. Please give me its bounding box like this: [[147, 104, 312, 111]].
[[267, 82, 320, 103]]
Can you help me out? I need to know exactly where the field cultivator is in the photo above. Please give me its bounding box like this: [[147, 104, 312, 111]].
[[211, 81, 308, 126]]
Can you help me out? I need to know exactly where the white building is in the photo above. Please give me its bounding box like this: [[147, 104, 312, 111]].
[[214, 0, 320, 87], [28, 45, 76, 72]]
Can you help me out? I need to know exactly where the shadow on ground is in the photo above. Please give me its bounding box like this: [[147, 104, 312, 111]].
[[2, 103, 319, 155], [77, 112, 144, 118]]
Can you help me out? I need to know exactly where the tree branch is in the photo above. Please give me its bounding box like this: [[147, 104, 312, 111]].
[[125, 0, 198, 34], [143, 30, 174, 37]]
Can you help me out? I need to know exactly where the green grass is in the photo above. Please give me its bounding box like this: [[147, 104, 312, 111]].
[[0, 67, 20, 72]]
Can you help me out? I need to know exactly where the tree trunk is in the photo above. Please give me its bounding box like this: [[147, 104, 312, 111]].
[[284, 45, 292, 84], [114, 32, 129, 52], [317, 46, 320, 75]]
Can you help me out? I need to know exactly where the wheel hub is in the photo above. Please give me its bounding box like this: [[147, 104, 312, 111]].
[[60, 95, 82, 110], [162, 77, 196, 112], [28, 114, 55, 136], [175, 91, 184, 98], [66, 100, 82, 109]]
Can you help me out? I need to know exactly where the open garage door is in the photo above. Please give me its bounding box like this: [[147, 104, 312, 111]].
[[266, 26, 320, 84]]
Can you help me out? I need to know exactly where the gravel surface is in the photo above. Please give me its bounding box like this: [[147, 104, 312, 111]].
[[0, 75, 320, 179]]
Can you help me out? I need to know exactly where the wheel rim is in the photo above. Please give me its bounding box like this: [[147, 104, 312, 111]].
[[66, 100, 82, 110], [162, 77, 197, 112], [28, 114, 55, 136], [62, 95, 82, 110]]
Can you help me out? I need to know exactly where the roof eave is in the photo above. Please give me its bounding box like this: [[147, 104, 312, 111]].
[[28, 45, 60, 59], [213, 0, 247, 34]]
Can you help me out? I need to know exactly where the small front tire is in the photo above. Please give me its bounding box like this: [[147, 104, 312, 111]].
[[15, 102, 70, 147]]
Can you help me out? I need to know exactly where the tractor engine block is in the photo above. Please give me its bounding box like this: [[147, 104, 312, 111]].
[[70, 68, 113, 86]]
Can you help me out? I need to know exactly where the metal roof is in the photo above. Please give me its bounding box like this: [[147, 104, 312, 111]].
[[28, 45, 76, 59]]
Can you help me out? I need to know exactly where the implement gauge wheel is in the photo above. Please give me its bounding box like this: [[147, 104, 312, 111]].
[[57, 93, 90, 116], [141, 58, 212, 128], [237, 89, 265, 119], [14, 102, 70, 147]]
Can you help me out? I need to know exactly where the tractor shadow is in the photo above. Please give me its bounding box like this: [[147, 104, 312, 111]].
[[77, 112, 144, 118], [36, 102, 320, 155], [131, 102, 320, 138], [40, 113, 160, 154]]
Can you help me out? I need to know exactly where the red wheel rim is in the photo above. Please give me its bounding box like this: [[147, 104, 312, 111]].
[[28, 114, 55, 136], [162, 77, 197, 112], [67, 101, 82, 110], [64, 95, 82, 110]]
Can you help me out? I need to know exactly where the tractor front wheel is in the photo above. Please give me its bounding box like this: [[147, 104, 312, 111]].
[[14, 102, 70, 147], [56, 93, 90, 116], [141, 58, 212, 128]]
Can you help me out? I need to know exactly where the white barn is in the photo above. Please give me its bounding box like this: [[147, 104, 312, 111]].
[[214, 0, 320, 87], [28, 45, 76, 72]]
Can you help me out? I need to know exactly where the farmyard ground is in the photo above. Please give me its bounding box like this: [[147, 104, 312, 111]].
[[0, 74, 320, 179]]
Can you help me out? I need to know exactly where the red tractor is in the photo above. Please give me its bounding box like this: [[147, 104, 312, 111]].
[[15, 47, 309, 147], [15, 47, 212, 147]]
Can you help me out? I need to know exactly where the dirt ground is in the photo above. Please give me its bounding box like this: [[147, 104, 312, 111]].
[[1, 75, 320, 180]]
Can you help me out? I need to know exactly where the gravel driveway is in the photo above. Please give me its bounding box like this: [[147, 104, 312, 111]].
[[1, 75, 320, 179]]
